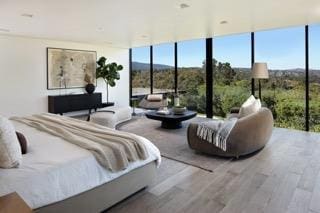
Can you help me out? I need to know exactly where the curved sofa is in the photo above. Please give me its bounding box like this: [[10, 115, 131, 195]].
[[187, 107, 274, 158]]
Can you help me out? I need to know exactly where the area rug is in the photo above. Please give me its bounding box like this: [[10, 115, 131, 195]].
[[118, 115, 234, 172]]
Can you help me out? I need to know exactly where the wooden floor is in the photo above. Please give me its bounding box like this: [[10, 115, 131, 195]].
[[109, 128, 320, 213]]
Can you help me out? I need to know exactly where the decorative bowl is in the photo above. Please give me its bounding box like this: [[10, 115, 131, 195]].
[[172, 106, 187, 115]]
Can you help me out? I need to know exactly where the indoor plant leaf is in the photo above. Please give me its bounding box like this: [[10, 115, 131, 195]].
[[96, 56, 124, 102]]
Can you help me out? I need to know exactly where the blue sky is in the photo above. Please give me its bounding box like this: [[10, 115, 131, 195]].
[[132, 25, 320, 70]]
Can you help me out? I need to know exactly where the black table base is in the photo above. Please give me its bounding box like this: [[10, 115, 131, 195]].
[[161, 121, 182, 129]]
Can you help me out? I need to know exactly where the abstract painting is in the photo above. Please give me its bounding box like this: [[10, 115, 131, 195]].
[[47, 48, 97, 89]]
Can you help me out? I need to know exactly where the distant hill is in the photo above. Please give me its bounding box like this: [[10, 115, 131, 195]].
[[132, 62, 320, 77], [132, 62, 173, 70]]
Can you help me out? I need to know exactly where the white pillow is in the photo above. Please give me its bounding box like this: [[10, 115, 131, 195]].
[[256, 98, 262, 109], [147, 94, 163, 102], [239, 96, 261, 118], [0, 116, 22, 168], [242, 95, 256, 107]]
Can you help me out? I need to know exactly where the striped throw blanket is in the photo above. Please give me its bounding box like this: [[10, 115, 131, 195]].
[[196, 118, 238, 151]]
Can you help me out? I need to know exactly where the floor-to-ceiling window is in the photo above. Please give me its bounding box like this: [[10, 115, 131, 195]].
[[255, 27, 305, 130], [212, 33, 251, 118], [309, 24, 320, 132], [129, 24, 319, 131], [177, 39, 206, 114], [153, 43, 175, 94], [131, 46, 151, 96]]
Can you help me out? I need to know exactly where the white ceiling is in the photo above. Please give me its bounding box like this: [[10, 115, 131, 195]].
[[0, 0, 320, 48]]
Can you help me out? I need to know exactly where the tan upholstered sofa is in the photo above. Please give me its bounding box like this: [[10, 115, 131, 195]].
[[187, 107, 274, 158]]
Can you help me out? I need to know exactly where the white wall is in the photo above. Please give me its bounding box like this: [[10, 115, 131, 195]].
[[0, 35, 129, 117]]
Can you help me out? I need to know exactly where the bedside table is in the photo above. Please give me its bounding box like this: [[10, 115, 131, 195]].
[[0, 192, 32, 213]]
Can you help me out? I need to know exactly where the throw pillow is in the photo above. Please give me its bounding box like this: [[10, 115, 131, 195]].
[[239, 96, 261, 118], [242, 95, 256, 107], [256, 98, 262, 109], [16, 132, 28, 154], [147, 94, 163, 102], [0, 116, 22, 168]]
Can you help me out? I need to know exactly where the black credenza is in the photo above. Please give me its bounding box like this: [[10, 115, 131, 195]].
[[48, 93, 102, 115]]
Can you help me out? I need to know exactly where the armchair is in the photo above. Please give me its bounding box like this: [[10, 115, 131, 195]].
[[187, 107, 274, 158]]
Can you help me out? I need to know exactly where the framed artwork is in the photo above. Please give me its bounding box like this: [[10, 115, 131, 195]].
[[47, 47, 97, 89]]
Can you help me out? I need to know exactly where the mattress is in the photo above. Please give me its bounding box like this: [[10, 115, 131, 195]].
[[0, 120, 161, 209]]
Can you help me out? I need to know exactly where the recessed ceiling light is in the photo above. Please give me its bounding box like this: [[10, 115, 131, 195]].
[[220, 20, 228, 25], [21, 13, 34, 18], [0, 28, 10, 32], [179, 3, 190, 9]]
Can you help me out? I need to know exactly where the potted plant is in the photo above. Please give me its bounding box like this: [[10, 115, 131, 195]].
[[96, 57, 123, 103]]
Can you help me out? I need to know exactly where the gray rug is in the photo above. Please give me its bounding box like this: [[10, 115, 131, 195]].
[[118, 115, 233, 172]]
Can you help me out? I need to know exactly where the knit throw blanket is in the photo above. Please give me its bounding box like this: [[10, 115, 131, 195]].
[[11, 113, 149, 172], [196, 118, 238, 151]]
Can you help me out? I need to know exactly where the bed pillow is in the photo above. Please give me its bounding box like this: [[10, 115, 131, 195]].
[[16, 132, 28, 154], [0, 116, 22, 168], [239, 96, 261, 118], [147, 94, 163, 102]]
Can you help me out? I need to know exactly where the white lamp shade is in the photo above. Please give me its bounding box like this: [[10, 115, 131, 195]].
[[252, 62, 269, 79]]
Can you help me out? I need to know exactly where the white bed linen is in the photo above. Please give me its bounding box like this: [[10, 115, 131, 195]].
[[0, 121, 161, 209]]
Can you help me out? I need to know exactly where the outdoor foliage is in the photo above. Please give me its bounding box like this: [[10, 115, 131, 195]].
[[132, 59, 320, 132]]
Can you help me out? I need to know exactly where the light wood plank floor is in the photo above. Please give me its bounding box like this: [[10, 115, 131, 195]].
[[108, 128, 320, 213]]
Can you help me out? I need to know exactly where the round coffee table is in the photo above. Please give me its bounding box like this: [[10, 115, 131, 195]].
[[145, 110, 197, 129]]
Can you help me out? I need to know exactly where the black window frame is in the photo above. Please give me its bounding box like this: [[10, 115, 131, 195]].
[[129, 25, 312, 131]]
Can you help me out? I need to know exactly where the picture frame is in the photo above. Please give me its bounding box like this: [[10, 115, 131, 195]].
[[47, 47, 97, 90]]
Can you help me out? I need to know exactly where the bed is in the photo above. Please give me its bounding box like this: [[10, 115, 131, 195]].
[[0, 116, 161, 212]]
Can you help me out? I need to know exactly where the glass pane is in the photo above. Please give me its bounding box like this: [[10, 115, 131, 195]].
[[177, 39, 206, 114], [153, 43, 175, 94], [131, 46, 150, 96], [255, 27, 305, 130], [309, 24, 320, 132], [213, 33, 251, 118]]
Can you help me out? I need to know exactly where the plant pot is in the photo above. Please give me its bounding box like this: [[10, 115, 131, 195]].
[[85, 83, 95, 94]]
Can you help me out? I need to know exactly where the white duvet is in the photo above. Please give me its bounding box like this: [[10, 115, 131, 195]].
[[0, 121, 161, 209]]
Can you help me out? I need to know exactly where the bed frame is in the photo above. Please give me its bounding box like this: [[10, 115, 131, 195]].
[[35, 161, 157, 213]]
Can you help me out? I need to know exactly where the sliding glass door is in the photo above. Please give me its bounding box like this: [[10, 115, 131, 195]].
[[131, 47, 151, 96], [255, 26, 305, 130], [309, 24, 320, 132], [177, 39, 206, 114], [212, 33, 251, 118], [153, 43, 175, 94]]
